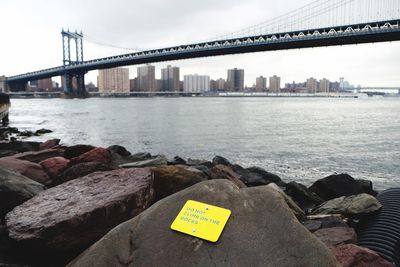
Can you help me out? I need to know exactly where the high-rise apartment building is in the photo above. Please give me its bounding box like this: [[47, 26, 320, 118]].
[[306, 77, 318, 94], [319, 78, 330, 93], [255, 76, 267, 91], [161, 65, 180, 91], [98, 68, 129, 92], [269, 75, 281, 93], [137, 64, 156, 92], [227, 68, 244, 91], [183, 74, 210, 93]]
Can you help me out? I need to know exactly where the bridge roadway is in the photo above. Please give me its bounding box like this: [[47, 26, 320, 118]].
[[6, 19, 400, 84]]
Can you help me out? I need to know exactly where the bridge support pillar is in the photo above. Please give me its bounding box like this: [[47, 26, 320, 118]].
[[63, 72, 87, 98], [0, 76, 9, 93], [7, 81, 28, 92]]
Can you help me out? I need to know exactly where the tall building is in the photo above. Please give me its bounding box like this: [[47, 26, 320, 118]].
[[255, 76, 267, 91], [319, 78, 330, 93], [37, 78, 53, 91], [183, 74, 210, 93], [269, 75, 281, 93], [161, 65, 180, 91], [98, 68, 129, 92], [227, 68, 244, 91], [306, 77, 318, 94], [137, 64, 156, 92]]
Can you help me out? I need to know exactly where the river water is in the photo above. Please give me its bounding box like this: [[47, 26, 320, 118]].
[[9, 97, 400, 190]]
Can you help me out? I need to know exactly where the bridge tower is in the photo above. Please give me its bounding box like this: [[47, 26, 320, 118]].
[[61, 29, 87, 97]]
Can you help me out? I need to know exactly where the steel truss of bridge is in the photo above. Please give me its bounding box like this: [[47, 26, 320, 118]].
[[5, 19, 400, 92]]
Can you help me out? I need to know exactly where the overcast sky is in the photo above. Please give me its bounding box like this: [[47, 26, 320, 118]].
[[1, 0, 399, 87]]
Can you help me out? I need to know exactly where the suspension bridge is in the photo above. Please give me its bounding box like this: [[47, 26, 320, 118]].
[[2, 0, 400, 96]]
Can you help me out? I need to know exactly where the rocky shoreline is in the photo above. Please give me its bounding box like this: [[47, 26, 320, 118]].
[[0, 128, 397, 266]]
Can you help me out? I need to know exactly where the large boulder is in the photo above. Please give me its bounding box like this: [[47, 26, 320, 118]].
[[39, 139, 61, 150], [313, 227, 357, 247], [152, 165, 208, 200], [71, 147, 111, 165], [330, 244, 394, 267], [0, 167, 44, 217], [5, 168, 154, 260], [311, 194, 382, 216], [120, 155, 168, 168], [212, 155, 231, 166], [11, 149, 64, 163], [64, 145, 95, 159], [309, 174, 371, 201], [285, 181, 324, 210], [107, 145, 131, 157], [232, 165, 285, 187], [57, 162, 112, 184], [68, 180, 339, 267], [0, 157, 51, 186], [209, 165, 246, 188], [0, 141, 41, 152], [39, 157, 71, 180]]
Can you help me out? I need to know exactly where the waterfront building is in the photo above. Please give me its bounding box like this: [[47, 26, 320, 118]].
[[183, 74, 210, 93], [129, 78, 137, 91], [319, 78, 330, 93], [98, 68, 129, 92], [227, 68, 244, 91], [137, 64, 156, 92], [306, 77, 318, 94], [255, 76, 267, 91], [269, 75, 281, 93], [161, 65, 180, 91]]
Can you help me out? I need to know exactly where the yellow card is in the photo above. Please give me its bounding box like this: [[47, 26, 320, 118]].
[[170, 200, 231, 242]]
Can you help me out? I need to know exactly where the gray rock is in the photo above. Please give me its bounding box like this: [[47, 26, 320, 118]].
[[209, 164, 246, 188], [5, 168, 154, 255], [232, 164, 285, 187], [0, 167, 44, 217], [119, 155, 168, 168], [285, 181, 324, 210], [152, 165, 208, 200], [212, 155, 231, 166], [267, 183, 306, 220], [311, 194, 382, 216], [68, 180, 338, 267]]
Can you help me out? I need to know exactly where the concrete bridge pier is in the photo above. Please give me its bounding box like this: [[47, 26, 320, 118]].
[[7, 80, 28, 92], [63, 72, 87, 97], [0, 76, 9, 92]]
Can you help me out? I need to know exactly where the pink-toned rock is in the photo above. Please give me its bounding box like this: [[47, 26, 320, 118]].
[[313, 227, 357, 247], [330, 244, 394, 267], [10, 149, 64, 163], [71, 147, 111, 165], [5, 168, 154, 255], [57, 162, 112, 184], [210, 164, 247, 188], [64, 145, 95, 159], [39, 139, 61, 150], [40, 157, 70, 179], [0, 157, 51, 186]]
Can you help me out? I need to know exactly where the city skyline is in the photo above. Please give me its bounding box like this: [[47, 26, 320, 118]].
[[1, 0, 400, 88]]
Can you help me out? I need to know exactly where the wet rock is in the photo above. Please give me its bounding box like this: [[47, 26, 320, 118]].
[[0, 141, 41, 152], [129, 152, 152, 161], [268, 183, 306, 220], [152, 165, 208, 200], [309, 174, 369, 201], [71, 147, 111, 166], [67, 180, 338, 267], [189, 165, 212, 177], [0, 158, 51, 186], [0, 167, 44, 217], [232, 164, 285, 187], [313, 227, 357, 247], [11, 149, 64, 163], [57, 162, 112, 184], [209, 164, 246, 188], [107, 145, 131, 157], [0, 150, 17, 158], [330, 244, 394, 267], [35, 128, 53, 135], [64, 145, 95, 159], [18, 130, 34, 137], [356, 179, 376, 196], [285, 181, 324, 210], [5, 168, 154, 259], [120, 155, 168, 168], [168, 156, 186, 165], [186, 158, 213, 168], [39, 139, 61, 150], [212, 155, 231, 166], [311, 194, 382, 216], [40, 157, 70, 180]]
